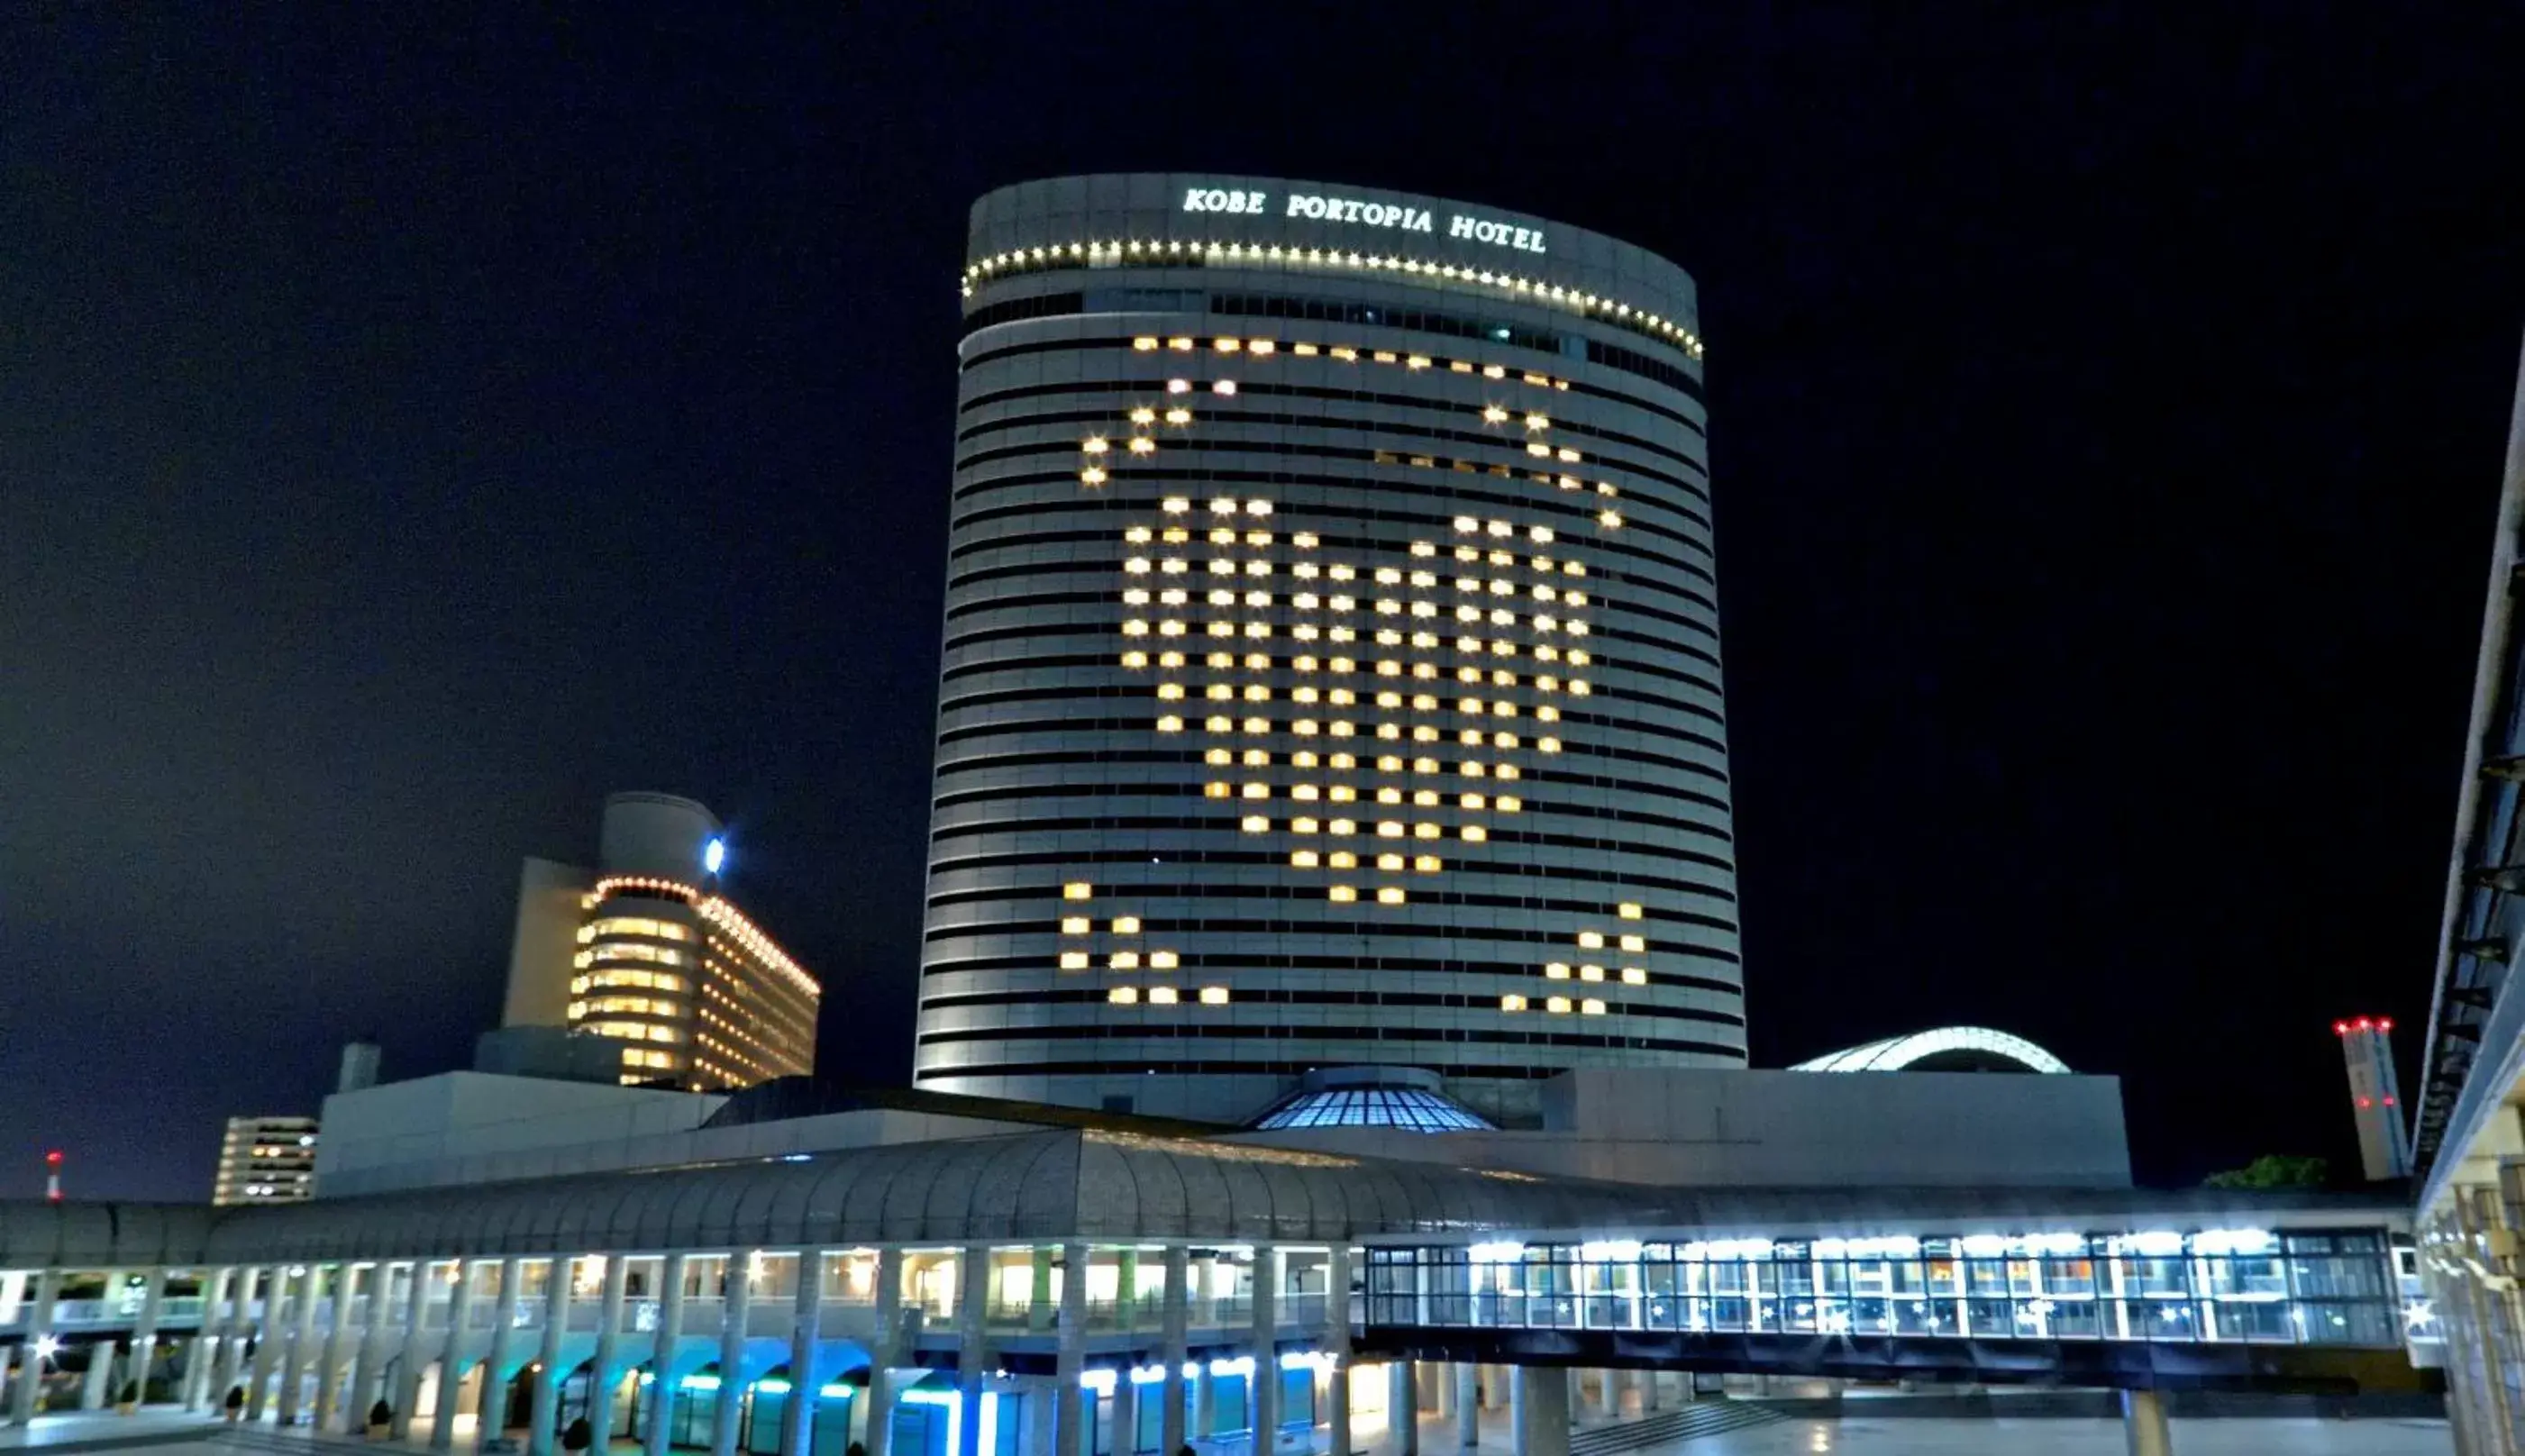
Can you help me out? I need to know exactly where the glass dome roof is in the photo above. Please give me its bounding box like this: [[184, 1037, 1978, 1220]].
[[1790, 1025, 2070, 1074], [1248, 1069, 1497, 1133]]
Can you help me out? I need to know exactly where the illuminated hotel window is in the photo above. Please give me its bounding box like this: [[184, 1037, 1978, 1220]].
[[1199, 987, 1231, 1005]]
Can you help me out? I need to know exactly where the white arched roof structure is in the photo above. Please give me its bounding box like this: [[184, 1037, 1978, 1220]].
[[1791, 1026, 2071, 1074]]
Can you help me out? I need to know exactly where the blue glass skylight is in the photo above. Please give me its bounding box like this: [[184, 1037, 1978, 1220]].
[[1251, 1087, 1494, 1133]]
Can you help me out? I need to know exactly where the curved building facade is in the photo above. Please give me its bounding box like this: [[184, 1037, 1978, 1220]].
[[917, 175, 1741, 1124]]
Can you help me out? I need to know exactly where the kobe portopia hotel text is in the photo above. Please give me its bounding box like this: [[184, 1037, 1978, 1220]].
[[922, 174, 1736, 1123]]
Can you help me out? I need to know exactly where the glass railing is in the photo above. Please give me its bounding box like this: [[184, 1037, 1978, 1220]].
[[1280, 1294, 1330, 1328], [1190, 1297, 1253, 1328]]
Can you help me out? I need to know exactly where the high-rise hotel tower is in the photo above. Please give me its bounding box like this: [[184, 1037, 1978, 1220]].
[[917, 176, 1740, 1123]]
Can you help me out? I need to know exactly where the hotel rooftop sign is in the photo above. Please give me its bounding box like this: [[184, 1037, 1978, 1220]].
[[1181, 185, 1547, 255]]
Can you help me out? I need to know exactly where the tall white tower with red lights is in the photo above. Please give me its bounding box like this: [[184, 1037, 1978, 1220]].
[[2334, 1016, 2412, 1180]]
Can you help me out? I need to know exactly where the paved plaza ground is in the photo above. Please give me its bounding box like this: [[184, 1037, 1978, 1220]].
[[0, 1405, 2457, 1456]]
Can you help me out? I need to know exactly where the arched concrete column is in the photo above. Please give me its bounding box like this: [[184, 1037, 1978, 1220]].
[[642, 1254, 689, 1456], [530, 1257, 574, 1456], [431, 1258, 479, 1450], [711, 1254, 756, 1456]]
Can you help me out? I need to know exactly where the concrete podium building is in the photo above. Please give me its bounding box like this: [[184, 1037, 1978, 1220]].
[[920, 175, 1738, 1124], [0, 1060, 2429, 1456]]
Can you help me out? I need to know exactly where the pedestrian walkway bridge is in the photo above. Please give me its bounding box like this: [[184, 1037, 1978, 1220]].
[[1354, 1227, 2420, 1388]]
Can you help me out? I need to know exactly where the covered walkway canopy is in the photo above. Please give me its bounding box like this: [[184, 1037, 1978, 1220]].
[[2, 1129, 1662, 1267], [1, 1127, 2410, 1272]]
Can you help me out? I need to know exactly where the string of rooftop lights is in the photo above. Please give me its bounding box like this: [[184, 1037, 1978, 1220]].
[[961, 238, 1706, 360]]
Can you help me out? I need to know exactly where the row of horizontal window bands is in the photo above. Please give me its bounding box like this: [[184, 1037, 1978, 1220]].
[[929, 827, 1737, 887], [931, 748, 1727, 813], [957, 443, 1713, 547], [955, 386, 1707, 486], [962, 287, 1704, 398], [1203, 288, 1704, 396], [937, 559, 1724, 674], [915, 1021, 1740, 1068], [918, 1020, 1737, 1053], [934, 645, 1724, 738], [934, 707, 1727, 776], [949, 479, 1717, 597], [954, 409, 1707, 507], [924, 928, 1737, 988], [920, 986, 1744, 1024], [934, 705, 1726, 775], [934, 648, 1727, 735], [958, 381, 1704, 482], [942, 558, 1722, 668], [923, 877, 1740, 943], [958, 308, 1703, 416], [964, 287, 1584, 373], [927, 779, 1731, 833], [936, 668, 1721, 733], [944, 581, 1716, 663], [914, 1057, 1733, 1086], [949, 471, 1717, 572], [927, 673, 1727, 783], [929, 848, 1737, 913], [948, 553, 1718, 669], [931, 870, 1736, 933], [930, 814, 1734, 870]]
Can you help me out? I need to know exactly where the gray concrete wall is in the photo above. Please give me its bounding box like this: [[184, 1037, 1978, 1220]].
[[1236, 1067, 2131, 1188], [312, 1073, 1048, 1197]]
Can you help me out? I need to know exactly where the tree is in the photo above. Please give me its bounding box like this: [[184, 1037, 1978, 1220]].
[[2202, 1154, 2329, 1189]]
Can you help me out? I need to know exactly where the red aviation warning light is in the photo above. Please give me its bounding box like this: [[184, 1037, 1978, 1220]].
[[2334, 1018, 2413, 1180], [43, 1150, 63, 1203]]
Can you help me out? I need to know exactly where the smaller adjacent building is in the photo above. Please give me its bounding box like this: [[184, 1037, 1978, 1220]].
[[2337, 1016, 2412, 1181], [209, 1115, 317, 1206], [502, 792, 822, 1092]]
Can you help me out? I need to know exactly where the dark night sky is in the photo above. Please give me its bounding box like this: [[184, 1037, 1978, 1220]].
[[5, 6, 2521, 1199]]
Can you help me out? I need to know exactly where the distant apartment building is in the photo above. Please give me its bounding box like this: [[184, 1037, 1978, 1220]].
[[211, 1115, 318, 1205]]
